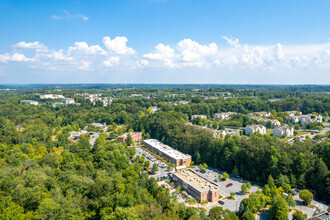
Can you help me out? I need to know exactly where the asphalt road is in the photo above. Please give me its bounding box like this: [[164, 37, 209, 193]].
[[287, 123, 330, 143]]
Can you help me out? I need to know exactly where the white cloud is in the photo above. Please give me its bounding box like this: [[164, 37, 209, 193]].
[[68, 42, 106, 55], [274, 43, 285, 60], [0, 53, 11, 63], [44, 49, 73, 61], [103, 56, 120, 67], [77, 60, 91, 70], [11, 53, 33, 62], [51, 11, 89, 21], [14, 41, 48, 52], [140, 59, 149, 66], [177, 39, 218, 63], [221, 36, 240, 47], [1, 36, 330, 78], [144, 43, 175, 66], [103, 36, 135, 55]]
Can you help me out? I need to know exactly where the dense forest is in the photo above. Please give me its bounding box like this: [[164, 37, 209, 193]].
[[0, 85, 329, 219]]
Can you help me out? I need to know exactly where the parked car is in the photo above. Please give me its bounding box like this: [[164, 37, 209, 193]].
[[218, 200, 225, 205], [226, 183, 233, 187]]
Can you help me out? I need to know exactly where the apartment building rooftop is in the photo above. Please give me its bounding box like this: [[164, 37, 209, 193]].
[[175, 169, 219, 192], [144, 139, 191, 160], [275, 125, 293, 130], [246, 124, 265, 129], [118, 132, 142, 138]]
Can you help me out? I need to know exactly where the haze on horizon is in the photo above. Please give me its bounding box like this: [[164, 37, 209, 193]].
[[0, 0, 330, 84]]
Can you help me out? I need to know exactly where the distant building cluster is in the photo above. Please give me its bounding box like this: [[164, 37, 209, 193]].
[[287, 114, 322, 125], [52, 98, 80, 107], [40, 94, 65, 99], [285, 111, 302, 117], [20, 100, 39, 105], [247, 111, 271, 117], [75, 93, 113, 106], [164, 100, 190, 106], [186, 123, 226, 139], [178, 100, 190, 105], [250, 117, 281, 127], [213, 112, 236, 120], [191, 115, 207, 120]]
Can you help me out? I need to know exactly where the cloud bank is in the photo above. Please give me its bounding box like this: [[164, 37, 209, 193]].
[[1, 36, 330, 83]]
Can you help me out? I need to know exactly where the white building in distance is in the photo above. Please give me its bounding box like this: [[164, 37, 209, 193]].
[[247, 111, 271, 117], [40, 94, 64, 99], [191, 115, 207, 120], [62, 98, 75, 104], [245, 125, 266, 135], [251, 117, 281, 127], [151, 106, 158, 113], [285, 111, 302, 117], [214, 112, 236, 120], [287, 116, 300, 124], [20, 100, 39, 105], [273, 125, 294, 138], [287, 114, 323, 126]]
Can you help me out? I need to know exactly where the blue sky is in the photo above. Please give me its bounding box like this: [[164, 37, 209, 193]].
[[0, 0, 330, 84]]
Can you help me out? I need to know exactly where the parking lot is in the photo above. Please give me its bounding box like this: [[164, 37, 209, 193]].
[[135, 146, 170, 179], [193, 167, 262, 212]]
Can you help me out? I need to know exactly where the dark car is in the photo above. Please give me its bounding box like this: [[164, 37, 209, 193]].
[[218, 200, 225, 205], [226, 183, 233, 187]]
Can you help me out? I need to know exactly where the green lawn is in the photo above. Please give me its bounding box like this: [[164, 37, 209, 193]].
[[294, 131, 311, 137], [266, 129, 273, 135]]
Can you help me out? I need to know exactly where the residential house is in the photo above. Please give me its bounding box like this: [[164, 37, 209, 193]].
[[62, 98, 75, 104], [299, 114, 323, 126], [251, 117, 281, 127], [151, 106, 158, 113], [191, 115, 207, 120], [287, 116, 300, 124], [186, 123, 226, 139], [117, 132, 142, 144], [213, 112, 236, 120], [273, 125, 294, 138], [247, 111, 271, 117], [52, 102, 66, 107], [285, 111, 302, 117], [245, 125, 266, 135]]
